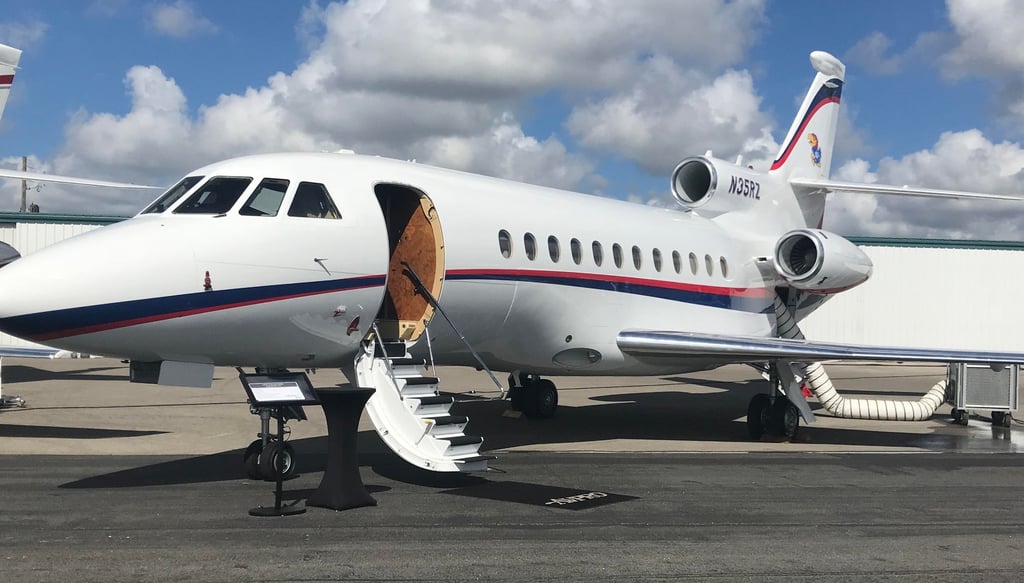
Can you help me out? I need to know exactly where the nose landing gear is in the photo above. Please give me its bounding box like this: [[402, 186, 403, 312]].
[[243, 404, 305, 481], [507, 372, 558, 419]]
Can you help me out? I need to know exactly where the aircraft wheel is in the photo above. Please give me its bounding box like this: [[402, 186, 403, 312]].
[[525, 379, 558, 419], [992, 411, 1011, 427], [243, 439, 263, 480], [259, 441, 296, 481], [746, 394, 771, 439], [770, 398, 800, 438]]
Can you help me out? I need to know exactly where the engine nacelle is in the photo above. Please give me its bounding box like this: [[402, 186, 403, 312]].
[[774, 229, 872, 293], [670, 155, 766, 216]]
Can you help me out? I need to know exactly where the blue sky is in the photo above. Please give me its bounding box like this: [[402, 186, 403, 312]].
[[1, 0, 1022, 238]]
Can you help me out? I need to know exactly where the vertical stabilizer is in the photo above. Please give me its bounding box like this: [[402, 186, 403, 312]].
[[770, 51, 844, 180], [770, 51, 844, 227], [0, 43, 22, 123]]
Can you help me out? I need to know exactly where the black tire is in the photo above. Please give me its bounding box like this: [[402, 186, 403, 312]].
[[747, 393, 770, 439], [243, 439, 263, 480], [992, 411, 1011, 427], [772, 399, 800, 438], [258, 441, 296, 481], [529, 379, 558, 419]]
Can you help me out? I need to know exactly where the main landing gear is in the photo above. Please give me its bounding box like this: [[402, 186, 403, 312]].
[[243, 404, 305, 481], [507, 372, 558, 419], [746, 365, 801, 440]]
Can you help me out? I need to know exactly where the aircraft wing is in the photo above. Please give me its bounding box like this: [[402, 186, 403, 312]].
[[789, 177, 1022, 202], [617, 330, 1024, 365], [0, 168, 161, 190], [0, 346, 71, 359]]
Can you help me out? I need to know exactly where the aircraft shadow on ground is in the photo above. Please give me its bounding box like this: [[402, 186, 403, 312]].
[[452, 374, 959, 451], [3, 364, 127, 383], [0, 424, 167, 439], [57, 373, 964, 490]]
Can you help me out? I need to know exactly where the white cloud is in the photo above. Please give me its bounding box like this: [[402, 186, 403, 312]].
[[845, 32, 906, 76], [942, 0, 1024, 131], [149, 1, 218, 39], [825, 130, 1024, 238], [0, 21, 48, 49], [38, 0, 771, 216], [566, 59, 777, 175]]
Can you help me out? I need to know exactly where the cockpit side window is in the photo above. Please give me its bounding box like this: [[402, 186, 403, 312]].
[[239, 178, 289, 217], [287, 182, 341, 219], [141, 176, 203, 214], [174, 176, 253, 215]]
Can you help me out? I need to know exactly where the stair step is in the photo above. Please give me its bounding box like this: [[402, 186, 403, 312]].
[[374, 342, 407, 358], [403, 377, 439, 386], [454, 455, 496, 463], [438, 435, 483, 447], [388, 357, 424, 367], [415, 395, 454, 406], [430, 415, 469, 426]]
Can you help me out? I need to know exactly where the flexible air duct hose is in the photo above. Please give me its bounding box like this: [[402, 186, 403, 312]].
[[774, 295, 946, 421]]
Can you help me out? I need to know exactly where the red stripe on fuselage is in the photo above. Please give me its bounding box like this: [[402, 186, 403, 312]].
[[0, 74, 13, 86], [445, 268, 769, 298]]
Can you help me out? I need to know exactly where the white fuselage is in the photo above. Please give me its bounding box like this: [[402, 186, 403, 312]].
[[0, 153, 796, 375]]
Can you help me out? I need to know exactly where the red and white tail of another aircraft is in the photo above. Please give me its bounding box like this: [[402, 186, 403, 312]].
[[0, 49, 1020, 453], [0, 43, 159, 191]]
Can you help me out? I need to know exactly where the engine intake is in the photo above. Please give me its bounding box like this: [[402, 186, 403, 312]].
[[774, 229, 872, 293], [670, 156, 766, 216]]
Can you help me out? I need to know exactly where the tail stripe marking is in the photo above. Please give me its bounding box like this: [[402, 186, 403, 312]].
[[769, 79, 843, 171]]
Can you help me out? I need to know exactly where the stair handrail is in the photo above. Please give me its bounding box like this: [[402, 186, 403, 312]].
[[369, 322, 404, 398], [400, 261, 506, 398]]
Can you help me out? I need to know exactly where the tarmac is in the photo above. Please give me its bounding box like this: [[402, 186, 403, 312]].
[[1, 357, 1023, 581]]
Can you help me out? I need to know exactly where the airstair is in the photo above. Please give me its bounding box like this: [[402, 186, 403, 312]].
[[356, 336, 493, 472]]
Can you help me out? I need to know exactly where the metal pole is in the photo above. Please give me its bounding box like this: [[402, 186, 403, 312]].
[[19, 156, 26, 212]]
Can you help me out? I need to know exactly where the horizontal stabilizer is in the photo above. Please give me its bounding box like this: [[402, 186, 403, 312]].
[[617, 330, 1024, 365], [0, 346, 71, 358], [0, 168, 162, 190], [790, 177, 1022, 202]]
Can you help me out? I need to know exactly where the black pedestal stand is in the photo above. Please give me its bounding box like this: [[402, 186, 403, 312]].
[[249, 409, 306, 517], [307, 387, 377, 511]]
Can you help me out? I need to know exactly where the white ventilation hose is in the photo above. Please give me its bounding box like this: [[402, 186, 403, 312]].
[[774, 295, 946, 421]]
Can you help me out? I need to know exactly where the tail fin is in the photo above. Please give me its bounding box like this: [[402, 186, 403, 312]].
[[770, 51, 844, 180], [0, 43, 22, 123]]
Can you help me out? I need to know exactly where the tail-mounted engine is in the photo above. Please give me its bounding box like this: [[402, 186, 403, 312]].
[[671, 155, 766, 216], [773, 229, 872, 294]]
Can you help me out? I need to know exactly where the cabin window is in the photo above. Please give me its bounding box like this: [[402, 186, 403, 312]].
[[239, 178, 289, 217], [142, 175, 203, 214], [175, 176, 253, 215], [689, 252, 698, 275], [720, 256, 729, 279], [612, 243, 623, 268], [705, 254, 714, 276], [524, 233, 537, 260], [570, 238, 583, 265], [548, 235, 560, 262], [672, 250, 682, 274], [498, 230, 512, 258], [592, 241, 604, 266], [652, 248, 663, 272], [288, 182, 341, 219], [631, 245, 642, 270]]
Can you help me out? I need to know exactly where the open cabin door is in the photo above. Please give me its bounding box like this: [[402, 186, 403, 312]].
[[374, 184, 445, 342]]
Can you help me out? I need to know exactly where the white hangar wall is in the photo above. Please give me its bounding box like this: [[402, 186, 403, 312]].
[[800, 239, 1024, 352], [0, 212, 124, 350]]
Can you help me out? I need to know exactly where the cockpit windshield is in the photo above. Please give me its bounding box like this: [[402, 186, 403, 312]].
[[140, 176, 203, 214], [174, 176, 253, 215]]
